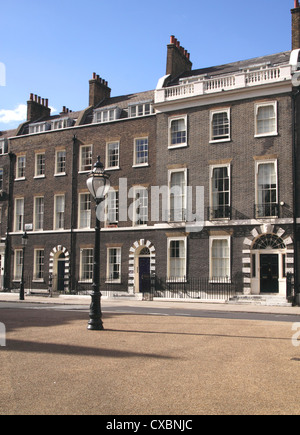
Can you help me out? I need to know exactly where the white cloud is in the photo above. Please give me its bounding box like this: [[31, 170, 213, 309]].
[[0, 104, 27, 124], [0, 104, 57, 130]]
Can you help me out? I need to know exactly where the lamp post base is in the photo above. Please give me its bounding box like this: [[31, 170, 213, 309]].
[[87, 291, 104, 331], [87, 321, 104, 331]]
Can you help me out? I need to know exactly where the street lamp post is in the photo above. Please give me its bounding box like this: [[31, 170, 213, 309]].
[[20, 231, 28, 301], [86, 156, 110, 330]]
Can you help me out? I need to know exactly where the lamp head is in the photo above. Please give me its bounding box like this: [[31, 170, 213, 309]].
[[86, 156, 110, 202]]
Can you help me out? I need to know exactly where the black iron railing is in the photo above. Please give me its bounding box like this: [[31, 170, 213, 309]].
[[152, 276, 236, 300]]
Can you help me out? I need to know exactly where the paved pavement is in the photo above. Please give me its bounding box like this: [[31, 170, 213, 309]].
[[1, 292, 300, 415], [1, 291, 300, 315]]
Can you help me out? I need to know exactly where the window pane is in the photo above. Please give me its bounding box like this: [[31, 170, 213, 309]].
[[134, 189, 148, 225], [107, 142, 119, 168], [80, 146, 92, 171], [257, 105, 276, 135], [15, 250, 23, 280], [34, 250, 44, 279], [170, 172, 185, 221], [79, 194, 91, 228], [169, 240, 186, 279], [211, 239, 230, 278], [15, 198, 24, 231], [171, 119, 186, 145], [211, 167, 230, 219], [36, 154, 45, 176], [107, 190, 119, 224], [81, 249, 93, 281], [135, 138, 148, 165], [56, 151, 66, 173], [212, 112, 229, 140], [257, 163, 277, 217], [35, 197, 44, 230], [55, 196, 65, 229], [108, 248, 121, 281]]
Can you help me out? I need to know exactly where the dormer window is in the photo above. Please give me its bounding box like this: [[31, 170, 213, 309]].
[[128, 102, 153, 118], [51, 118, 74, 130], [29, 122, 51, 134], [93, 107, 121, 124]]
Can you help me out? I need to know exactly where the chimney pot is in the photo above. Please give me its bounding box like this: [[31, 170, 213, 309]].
[[166, 35, 192, 77], [295, 0, 299, 8], [30, 93, 34, 101], [93, 72, 96, 79]]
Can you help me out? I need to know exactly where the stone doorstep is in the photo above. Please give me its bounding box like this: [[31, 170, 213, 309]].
[[228, 294, 292, 307]]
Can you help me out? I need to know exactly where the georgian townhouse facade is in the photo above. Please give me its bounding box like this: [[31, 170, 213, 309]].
[[154, 48, 295, 298], [1, 2, 300, 303]]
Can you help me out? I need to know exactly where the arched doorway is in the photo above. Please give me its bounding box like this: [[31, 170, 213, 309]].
[[49, 245, 70, 292], [251, 234, 286, 294], [128, 239, 156, 294]]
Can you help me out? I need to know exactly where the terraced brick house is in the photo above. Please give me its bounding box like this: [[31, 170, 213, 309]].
[[1, 2, 300, 305]]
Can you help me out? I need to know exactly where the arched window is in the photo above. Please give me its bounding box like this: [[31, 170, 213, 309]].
[[252, 234, 285, 250], [139, 247, 150, 256]]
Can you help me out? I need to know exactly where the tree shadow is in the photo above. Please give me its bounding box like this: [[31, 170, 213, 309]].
[[4, 338, 175, 360]]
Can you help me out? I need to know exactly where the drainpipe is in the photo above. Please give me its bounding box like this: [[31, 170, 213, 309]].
[[292, 89, 300, 304], [4, 152, 15, 290], [70, 134, 78, 292]]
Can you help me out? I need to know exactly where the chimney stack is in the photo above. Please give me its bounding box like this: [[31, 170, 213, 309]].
[[27, 94, 51, 122], [89, 73, 111, 107], [292, 0, 300, 49], [166, 35, 192, 78]]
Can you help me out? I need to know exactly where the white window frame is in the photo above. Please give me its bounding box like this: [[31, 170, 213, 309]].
[[93, 107, 120, 124], [34, 196, 44, 231], [168, 168, 188, 222], [128, 102, 153, 118], [209, 164, 231, 220], [167, 237, 187, 281], [132, 186, 148, 227], [80, 248, 93, 282], [106, 247, 122, 283], [79, 145, 93, 172], [168, 115, 188, 149], [55, 150, 66, 176], [105, 189, 119, 225], [14, 198, 24, 232], [28, 122, 50, 134], [106, 141, 120, 170], [16, 155, 26, 180], [54, 194, 65, 230], [209, 236, 231, 281], [255, 159, 278, 218], [34, 152, 45, 178], [51, 118, 73, 130], [0, 139, 8, 155], [254, 101, 278, 137], [14, 249, 23, 281], [210, 108, 231, 143], [133, 137, 149, 167], [33, 249, 44, 281], [78, 193, 91, 229]]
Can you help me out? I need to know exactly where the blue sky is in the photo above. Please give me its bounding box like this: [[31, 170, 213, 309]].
[[0, 0, 293, 131]]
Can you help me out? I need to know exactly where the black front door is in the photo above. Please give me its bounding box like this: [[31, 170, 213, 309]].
[[139, 257, 150, 293], [260, 254, 279, 293], [57, 260, 65, 291]]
